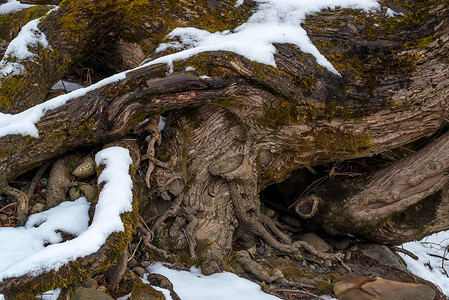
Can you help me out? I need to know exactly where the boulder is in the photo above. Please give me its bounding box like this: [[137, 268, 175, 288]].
[[300, 233, 331, 253], [358, 243, 406, 270], [334, 277, 435, 300]]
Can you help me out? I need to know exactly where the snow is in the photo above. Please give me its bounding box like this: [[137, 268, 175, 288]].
[[51, 80, 84, 92], [0, 18, 49, 77], [0, 0, 381, 138], [0, 72, 125, 137], [144, 0, 380, 75], [386, 7, 402, 17], [146, 262, 281, 300], [399, 231, 449, 295], [0, 0, 32, 15], [0, 146, 133, 282], [235, 0, 244, 7]]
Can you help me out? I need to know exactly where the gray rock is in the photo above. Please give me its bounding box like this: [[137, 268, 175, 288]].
[[72, 287, 113, 300], [323, 260, 332, 268], [300, 233, 331, 253], [279, 214, 302, 228], [79, 183, 98, 202], [32, 203, 45, 213], [258, 149, 272, 167], [82, 278, 98, 288], [141, 261, 151, 268], [358, 243, 406, 269], [0, 214, 7, 222], [72, 156, 96, 179], [132, 266, 146, 278], [69, 187, 82, 201]]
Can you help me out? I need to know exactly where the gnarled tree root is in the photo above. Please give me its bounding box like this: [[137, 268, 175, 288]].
[[236, 250, 283, 283], [1, 185, 28, 226]]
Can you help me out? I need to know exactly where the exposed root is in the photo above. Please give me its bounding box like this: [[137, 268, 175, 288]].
[[107, 249, 129, 292], [26, 161, 51, 200], [150, 196, 183, 232], [235, 250, 283, 283], [260, 214, 292, 245], [2, 185, 28, 226], [147, 273, 181, 300], [138, 219, 169, 259], [144, 115, 162, 188], [184, 214, 198, 259]]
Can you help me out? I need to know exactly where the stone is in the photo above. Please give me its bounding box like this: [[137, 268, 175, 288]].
[[323, 260, 332, 268], [40, 177, 48, 186], [265, 208, 276, 218], [32, 203, 45, 213], [69, 187, 82, 201], [300, 233, 331, 253], [279, 214, 302, 228], [79, 183, 98, 202], [130, 282, 165, 300], [82, 278, 98, 288], [358, 243, 406, 269], [0, 214, 7, 222], [132, 266, 146, 278], [335, 277, 435, 300], [258, 149, 272, 166], [334, 276, 376, 296], [72, 156, 96, 179], [141, 261, 151, 268], [72, 287, 114, 300]]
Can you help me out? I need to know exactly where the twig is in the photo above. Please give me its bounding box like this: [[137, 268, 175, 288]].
[[288, 176, 327, 209], [127, 236, 143, 262], [390, 246, 419, 260], [0, 202, 16, 212]]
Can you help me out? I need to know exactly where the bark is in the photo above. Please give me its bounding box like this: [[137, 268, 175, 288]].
[[1, 0, 449, 296]]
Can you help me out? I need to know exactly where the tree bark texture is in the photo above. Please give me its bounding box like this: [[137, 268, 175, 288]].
[[1, 0, 449, 296]]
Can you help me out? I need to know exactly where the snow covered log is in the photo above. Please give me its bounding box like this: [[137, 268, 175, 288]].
[[1, 0, 449, 296], [0, 141, 140, 299]]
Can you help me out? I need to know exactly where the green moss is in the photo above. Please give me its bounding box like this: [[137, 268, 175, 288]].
[[131, 282, 165, 300], [263, 99, 299, 126], [279, 265, 302, 280], [387, 191, 442, 241], [315, 280, 334, 293]]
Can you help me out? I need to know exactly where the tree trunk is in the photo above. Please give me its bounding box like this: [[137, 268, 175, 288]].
[[1, 0, 449, 297]]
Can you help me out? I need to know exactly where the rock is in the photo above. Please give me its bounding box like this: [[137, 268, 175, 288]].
[[300, 233, 331, 253], [130, 282, 165, 300], [344, 251, 351, 260], [32, 203, 45, 213], [258, 149, 272, 166], [72, 156, 96, 179], [82, 278, 98, 288], [335, 277, 435, 300], [279, 214, 302, 228], [72, 287, 114, 300], [358, 243, 406, 269], [132, 266, 146, 278], [334, 276, 376, 296], [329, 237, 351, 250], [323, 260, 332, 268], [265, 208, 276, 218], [70, 184, 98, 202], [40, 177, 48, 186], [141, 261, 151, 268], [0, 214, 7, 222]]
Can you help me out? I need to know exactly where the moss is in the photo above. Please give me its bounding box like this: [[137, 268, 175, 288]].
[[279, 265, 302, 280], [315, 280, 334, 293], [263, 99, 299, 126], [387, 191, 442, 240], [131, 282, 165, 300]]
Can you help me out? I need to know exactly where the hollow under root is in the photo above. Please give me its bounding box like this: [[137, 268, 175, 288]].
[[2, 185, 28, 226], [235, 250, 283, 283]]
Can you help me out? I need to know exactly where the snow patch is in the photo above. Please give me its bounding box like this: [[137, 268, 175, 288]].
[[0, 0, 32, 15], [386, 7, 402, 17], [0, 18, 49, 77], [51, 80, 84, 92], [234, 0, 244, 7], [399, 231, 449, 295], [147, 262, 281, 300], [143, 0, 380, 75], [0, 146, 133, 281]]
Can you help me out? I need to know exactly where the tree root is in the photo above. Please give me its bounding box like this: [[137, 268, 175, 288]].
[[260, 214, 292, 245], [2, 185, 28, 226], [107, 249, 129, 292], [137, 218, 169, 259], [235, 250, 283, 283], [144, 116, 162, 189], [150, 196, 183, 232], [26, 161, 51, 200]]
